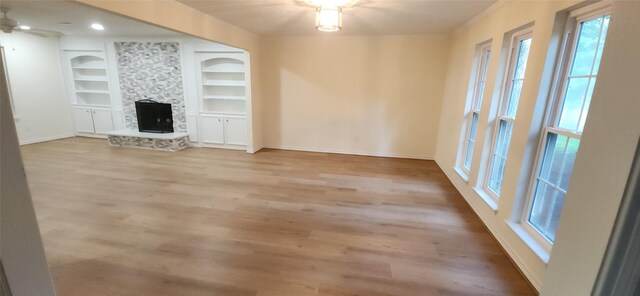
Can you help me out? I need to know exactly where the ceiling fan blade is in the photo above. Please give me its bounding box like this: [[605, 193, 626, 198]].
[[21, 30, 50, 38], [14, 27, 63, 38], [30, 28, 63, 36]]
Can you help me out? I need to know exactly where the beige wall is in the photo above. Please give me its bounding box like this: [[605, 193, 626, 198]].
[[261, 35, 450, 159], [434, 0, 580, 291], [73, 0, 265, 150]]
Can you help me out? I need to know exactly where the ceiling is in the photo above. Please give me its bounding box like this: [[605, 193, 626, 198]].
[[0, 0, 177, 36], [177, 0, 498, 36]]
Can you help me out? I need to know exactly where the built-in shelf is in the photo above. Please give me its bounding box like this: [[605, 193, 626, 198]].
[[76, 90, 110, 94], [201, 70, 244, 74], [72, 66, 106, 70], [203, 80, 245, 87], [71, 103, 111, 108], [68, 53, 111, 107], [203, 95, 246, 100], [199, 55, 246, 115], [200, 111, 246, 116], [74, 78, 108, 82]]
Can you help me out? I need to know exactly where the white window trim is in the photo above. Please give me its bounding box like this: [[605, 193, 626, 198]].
[[455, 41, 492, 180], [480, 27, 534, 203], [516, 5, 611, 250]]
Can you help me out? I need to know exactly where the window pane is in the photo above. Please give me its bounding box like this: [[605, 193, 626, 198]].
[[488, 156, 506, 194], [514, 38, 532, 79], [530, 184, 566, 241], [495, 120, 513, 158], [559, 137, 580, 191], [530, 132, 578, 242], [474, 50, 492, 109], [503, 38, 531, 118], [464, 140, 474, 169], [463, 113, 479, 169], [578, 78, 596, 132], [538, 133, 559, 182], [547, 134, 569, 187], [570, 17, 603, 76], [488, 120, 513, 195], [530, 181, 550, 230], [482, 50, 491, 80], [475, 81, 487, 110], [506, 79, 523, 118], [558, 77, 589, 131], [592, 16, 610, 74]]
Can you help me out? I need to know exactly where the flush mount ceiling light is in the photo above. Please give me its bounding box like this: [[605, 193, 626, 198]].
[[306, 0, 357, 7], [316, 6, 342, 32], [306, 0, 357, 32], [90, 23, 104, 31]]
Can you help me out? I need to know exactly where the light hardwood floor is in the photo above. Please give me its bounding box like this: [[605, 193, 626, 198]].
[[21, 137, 535, 296]]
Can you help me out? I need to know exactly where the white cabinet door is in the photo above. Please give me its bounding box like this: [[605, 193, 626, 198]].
[[92, 108, 114, 134], [72, 106, 95, 134], [224, 117, 246, 146], [200, 115, 225, 145]]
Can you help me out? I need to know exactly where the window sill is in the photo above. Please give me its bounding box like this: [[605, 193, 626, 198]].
[[506, 221, 551, 263], [453, 166, 469, 182], [473, 186, 498, 213]]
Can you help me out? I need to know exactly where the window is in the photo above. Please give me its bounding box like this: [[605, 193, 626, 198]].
[[524, 10, 610, 243], [483, 29, 533, 198], [458, 43, 492, 176]]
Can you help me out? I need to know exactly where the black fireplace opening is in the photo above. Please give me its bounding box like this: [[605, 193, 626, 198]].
[[135, 100, 174, 133]]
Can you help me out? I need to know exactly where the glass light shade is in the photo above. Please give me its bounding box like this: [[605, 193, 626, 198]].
[[306, 0, 355, 7], [316, 6, 342, 32]]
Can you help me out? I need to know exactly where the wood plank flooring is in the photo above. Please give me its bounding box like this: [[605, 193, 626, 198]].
[[20, 137, 535, 296]]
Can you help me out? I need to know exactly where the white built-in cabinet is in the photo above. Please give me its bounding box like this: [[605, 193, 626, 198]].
[[199, 114, 247, 146], [62, 50, 116, 138], [71, 106, 114, 135], [195, 52, 247, 149]]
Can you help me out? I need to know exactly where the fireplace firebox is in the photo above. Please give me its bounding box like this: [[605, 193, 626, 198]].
[[135, 100, 174, 133]]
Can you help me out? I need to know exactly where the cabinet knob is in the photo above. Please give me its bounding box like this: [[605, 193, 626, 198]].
[[218, 119, 221, 122]]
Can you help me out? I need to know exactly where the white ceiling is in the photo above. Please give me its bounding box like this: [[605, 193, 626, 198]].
[[0, 0, 177, 36], [177, 0, 498, 36]]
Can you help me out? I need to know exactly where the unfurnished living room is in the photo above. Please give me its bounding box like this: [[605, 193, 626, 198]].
[[1, 0, 639, 295]]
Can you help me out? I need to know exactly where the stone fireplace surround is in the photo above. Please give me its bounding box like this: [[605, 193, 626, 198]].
[[108, 41, 190, 151]]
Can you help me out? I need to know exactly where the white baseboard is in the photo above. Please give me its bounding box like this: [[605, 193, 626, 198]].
[[264, 144, 434, 160], [19, 134, 74, 146], [435, 159, 542, 292], [249, 145, 264, 154]]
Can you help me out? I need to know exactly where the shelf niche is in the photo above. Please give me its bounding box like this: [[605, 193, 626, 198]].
[[200, 57, 246, 115], [69, 54, 111, 107]]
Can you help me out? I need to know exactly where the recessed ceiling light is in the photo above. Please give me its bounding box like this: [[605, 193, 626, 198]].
[[18, 25, 31, 30], [90, 23, 104, 31]]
